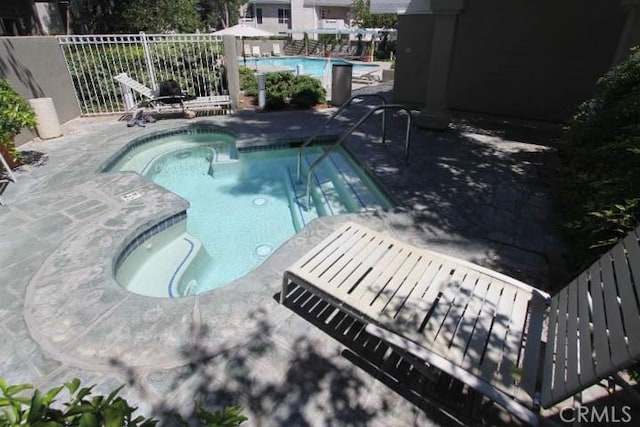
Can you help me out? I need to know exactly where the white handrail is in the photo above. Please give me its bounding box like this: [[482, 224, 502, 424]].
[[305, 104, 413, 208], [296, 93, 387, 182]]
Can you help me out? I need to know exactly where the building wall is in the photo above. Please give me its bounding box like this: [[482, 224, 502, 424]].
[[393, 14, 435, 108], [317, 6, 349, 20], [0, 36, 80, 145], [253, 4, 291, 34], [394, 0, 627, 122], [292, 0, 316, 40]]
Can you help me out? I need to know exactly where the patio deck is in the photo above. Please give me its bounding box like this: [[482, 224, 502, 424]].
[[0, 83, 568, 425]]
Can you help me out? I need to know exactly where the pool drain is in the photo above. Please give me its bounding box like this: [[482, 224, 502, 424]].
[[253, 197, 267, 206], [256, 244, 272, 257]]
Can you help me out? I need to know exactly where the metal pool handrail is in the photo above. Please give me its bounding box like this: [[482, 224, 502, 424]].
[[305, 104, 413, 208], [296, 94, 387, 182]]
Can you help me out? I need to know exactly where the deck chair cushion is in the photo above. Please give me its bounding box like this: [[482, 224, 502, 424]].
[[158, 80, 196, 104]]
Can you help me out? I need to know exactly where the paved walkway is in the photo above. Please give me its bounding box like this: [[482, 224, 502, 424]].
[[0, 86, 566, 426]]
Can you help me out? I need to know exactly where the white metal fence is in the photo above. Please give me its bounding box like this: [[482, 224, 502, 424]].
[[57, 34, 229, 115]]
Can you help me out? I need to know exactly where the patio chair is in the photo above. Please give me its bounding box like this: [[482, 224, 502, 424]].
[[243, 44, 252, 57], [272, 43, 282, 56], [251, 46, 262, 57], [352, 69, 381, 85], [113, 73, 231, 116], [280, 221, 640, 425], [0, 150, 17, 206]]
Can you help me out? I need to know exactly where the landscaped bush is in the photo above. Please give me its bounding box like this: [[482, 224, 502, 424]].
[[0, 377, 247, 426], [258, 72, 325, 110], [558, 46, 640, 273], [239, 67, 257, 96], [0, 79, 36, 168], [289, 75, 326, 108]]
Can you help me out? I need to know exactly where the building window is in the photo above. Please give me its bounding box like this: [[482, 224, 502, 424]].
[[278, 8, 290, 24], [256, 8, 263, 24]]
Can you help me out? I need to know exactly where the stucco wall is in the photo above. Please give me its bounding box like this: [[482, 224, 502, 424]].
[[393, 14, 435, 108], [254, 5, 291, 34], [0, 36, 80, 145], [395, 0, 627, 122], [292, 0, 316, 40]]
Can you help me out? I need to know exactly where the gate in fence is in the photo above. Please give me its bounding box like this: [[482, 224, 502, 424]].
[[57, 33, 229, 116]]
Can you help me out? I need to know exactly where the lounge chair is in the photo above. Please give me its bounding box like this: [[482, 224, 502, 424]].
[[280, 221, 640, 425], [352, 69, 381, 85], [251, 46, 262, 57], [113, 73, 231, 116], [272, 43, 282, 56], [0, 150, 17, 206], [243, 44, 252, 57]]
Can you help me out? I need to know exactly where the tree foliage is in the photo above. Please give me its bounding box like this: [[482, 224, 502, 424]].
[[69, 0, 232, 33], [119, 0, 203, 33], [69, 0, 127, 34], [0, 377, 247, 426], [558, 47, 640, 272], [350, 0, 397, 28], [203, 0, 246, 30]]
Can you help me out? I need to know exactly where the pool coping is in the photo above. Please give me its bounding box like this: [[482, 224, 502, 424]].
[[19, 118, 399, 371], [104, 123, 391, 299], [2, 102, 567, 424]]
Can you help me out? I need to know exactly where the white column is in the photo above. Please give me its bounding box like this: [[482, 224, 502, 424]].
[[415, 1, 465, 130], [614, 0, 640, 63]]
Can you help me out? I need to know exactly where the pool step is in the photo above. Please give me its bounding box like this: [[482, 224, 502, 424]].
[[302, 154, 360, 214], [282, 150, 392, 232], [117, 227, 207, 298], [327, 152, 393, 210], [283, 166, 320, 232]]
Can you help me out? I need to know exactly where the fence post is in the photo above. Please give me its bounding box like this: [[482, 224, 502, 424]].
[[140, 32, 158, 92], [223, 35, 240, 110]]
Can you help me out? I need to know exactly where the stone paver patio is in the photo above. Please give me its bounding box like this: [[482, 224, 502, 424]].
[[0, 84, 568, 426]]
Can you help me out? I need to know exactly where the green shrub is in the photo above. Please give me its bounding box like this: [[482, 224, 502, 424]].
[[239, 67, 257, 97], [0, 377, 247, 427], [559, 46, 640, 272], [262, 71, 293, 110], [264, 72, 294, 99], [290, 75, 325, 108], [260, 72, 325, 110], [0, 79, 36, 167], [265, 95, 287, 110], [240, 70, 325, 111]]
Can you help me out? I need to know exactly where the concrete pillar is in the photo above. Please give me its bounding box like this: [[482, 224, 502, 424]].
[[415, 1, 465, 130], [223, 36, 240, 111], [614, 0, 640, 63]]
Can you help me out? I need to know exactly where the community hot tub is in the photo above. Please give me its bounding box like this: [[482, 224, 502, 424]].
[[104, 125, 393, 297]]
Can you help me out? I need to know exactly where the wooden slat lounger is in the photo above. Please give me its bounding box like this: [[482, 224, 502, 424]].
[[114, 73, 231, 114], [280, 221, 640, 425]]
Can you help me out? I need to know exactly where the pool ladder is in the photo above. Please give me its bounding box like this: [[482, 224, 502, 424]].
[[295, 94, 413, 208]]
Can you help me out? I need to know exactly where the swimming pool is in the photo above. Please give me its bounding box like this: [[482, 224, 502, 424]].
[[106, 127, 393, 298], [240, 56, 378, 78]]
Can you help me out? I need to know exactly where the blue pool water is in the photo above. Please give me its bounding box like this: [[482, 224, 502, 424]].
[[109, 131, 392, 297], [241, 56, 378, 78]]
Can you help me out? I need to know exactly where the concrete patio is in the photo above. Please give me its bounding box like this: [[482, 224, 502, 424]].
[[0, 83, 569, 426]]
